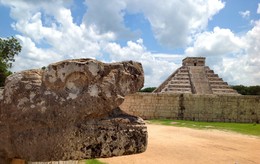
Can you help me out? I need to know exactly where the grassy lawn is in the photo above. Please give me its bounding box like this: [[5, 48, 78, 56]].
[[148, 119, 260, 136], [85, 159, 107, 164]]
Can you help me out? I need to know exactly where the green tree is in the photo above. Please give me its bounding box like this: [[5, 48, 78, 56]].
[[231, 85, 260, 95], [0, 36, 22, 86]]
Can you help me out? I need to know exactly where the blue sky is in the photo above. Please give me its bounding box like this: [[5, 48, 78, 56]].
[[0, 0, 260, 87]]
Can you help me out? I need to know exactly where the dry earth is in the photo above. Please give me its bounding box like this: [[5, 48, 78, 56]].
[[99, 124, 260, 164]]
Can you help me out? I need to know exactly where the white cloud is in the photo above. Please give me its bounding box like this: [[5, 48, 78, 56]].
[[257, 3, 260, 14], [184, 21, 260, 86], [185, 27, 245, 57], [83, 0, 136, 39], [82, 0, 225, 48], [239, 10, 250, 18], [12, 35, 62, 71], [2, 0, 114, 69], [104, 39, 181, 87], [126, 0, 225, 48]]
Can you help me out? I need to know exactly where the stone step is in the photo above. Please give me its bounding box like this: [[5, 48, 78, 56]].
[[179, 67, 189, 70], [204, 66, 210, 70], [177, 72, 189, 75], [213, 91, 238, 94], [207, 74, 219, 78], [161, 90, 192, 93], [173, 77, 190, 80], [166, 88, 192, 92], [179, 69, 189, 73], [189, 66, 212, 94], [209, 81, 228, 85], [167, 84, 191, 88], [210, 85, 231, 89], [169, 80, 190, 84], [212, 88, 238, 93], [205, 70, 214, 74], [208, 77, 223, 80], [175, 74, 190, 78]]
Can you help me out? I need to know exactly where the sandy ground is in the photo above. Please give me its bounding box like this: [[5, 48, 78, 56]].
[[99, 124, 260, 164]]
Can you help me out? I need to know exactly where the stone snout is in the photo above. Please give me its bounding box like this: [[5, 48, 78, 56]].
[[0, 59, 147, 163]]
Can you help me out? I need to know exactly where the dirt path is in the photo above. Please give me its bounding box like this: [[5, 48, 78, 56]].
[[99, 124, 260, 164]]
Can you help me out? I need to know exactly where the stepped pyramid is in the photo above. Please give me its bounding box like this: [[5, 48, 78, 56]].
[[153, 57, 239, 95]]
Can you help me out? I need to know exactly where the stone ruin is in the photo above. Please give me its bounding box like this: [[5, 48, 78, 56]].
[[153, 57, 239, 95], [0, 59, 147, 163]]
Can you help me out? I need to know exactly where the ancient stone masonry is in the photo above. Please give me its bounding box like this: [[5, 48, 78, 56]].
[[153, 57, 239, 95], [0, 59, 147, 163], [121, 93, 260, 123]]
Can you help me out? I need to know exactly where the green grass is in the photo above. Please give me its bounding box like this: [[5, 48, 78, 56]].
[[85, 159, 107, 164], [148, 119, 260, 136]]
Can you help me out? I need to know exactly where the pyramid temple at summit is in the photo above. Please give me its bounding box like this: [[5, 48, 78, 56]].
[[153, 57, 239, 95]]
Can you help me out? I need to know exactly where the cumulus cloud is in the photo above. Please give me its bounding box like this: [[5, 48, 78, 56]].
[[1, 0, 114, 70], [82, 0, 226, 62], [126, 0, 225, 48], [184, 27, 244, 84], [82, 0, 225, 48], [239, 10, 250, 19], [238, 20, 260, 84], [104, 39, 181, 87], [13, 35, 62, 71], [185, 27, 244, 57], [83, 0, 137, 39], [257, 3, 260, 14], [184, 21, 260, 85]]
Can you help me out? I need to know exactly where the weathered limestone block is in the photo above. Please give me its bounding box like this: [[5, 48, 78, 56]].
[[0, 59, 147, 163]]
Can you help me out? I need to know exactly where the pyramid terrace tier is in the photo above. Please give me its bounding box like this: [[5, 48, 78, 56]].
[[162, 88, 192, 93], [169, 80, 190, 84], [212, 88, 239, 94]]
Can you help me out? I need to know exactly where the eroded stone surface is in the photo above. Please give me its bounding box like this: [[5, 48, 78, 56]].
[[0, 59, 147, 163]]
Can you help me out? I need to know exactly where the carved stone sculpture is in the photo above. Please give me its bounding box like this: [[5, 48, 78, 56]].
[[0, 59, 147, 163]]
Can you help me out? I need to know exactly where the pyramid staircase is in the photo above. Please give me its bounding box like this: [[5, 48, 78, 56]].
[[159, 67, 192, 93], [154, 57, 239, 95]]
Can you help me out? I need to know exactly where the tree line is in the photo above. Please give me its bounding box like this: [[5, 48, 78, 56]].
[[231, 85, 260, 95]]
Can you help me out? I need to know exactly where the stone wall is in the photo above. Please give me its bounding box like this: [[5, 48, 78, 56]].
[[121, 93, 180, 119], [120, 93, 260, 123]]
